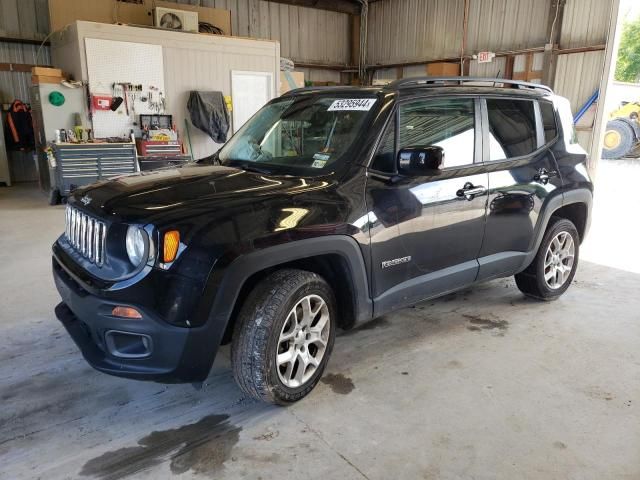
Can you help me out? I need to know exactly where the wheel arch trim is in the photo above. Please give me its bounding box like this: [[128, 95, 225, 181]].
[[207, 235, 373, 331], [518, 188, 592, 272]]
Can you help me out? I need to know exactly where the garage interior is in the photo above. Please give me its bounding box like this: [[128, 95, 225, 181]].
[[2, 0, 638, 479]]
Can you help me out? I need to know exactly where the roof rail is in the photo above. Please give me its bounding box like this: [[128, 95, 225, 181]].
[[384, 76, 553, 94], [281, 85, 371, 96]]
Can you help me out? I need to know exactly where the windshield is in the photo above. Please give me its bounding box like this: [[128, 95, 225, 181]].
[[218, 95, 377, 174]]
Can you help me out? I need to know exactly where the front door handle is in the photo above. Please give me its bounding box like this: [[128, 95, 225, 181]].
[[534, 168, 558, 185], [456, 182, 487, 201]]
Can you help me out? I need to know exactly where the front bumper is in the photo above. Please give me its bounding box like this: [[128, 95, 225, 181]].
[[52, 247, 218, 383]]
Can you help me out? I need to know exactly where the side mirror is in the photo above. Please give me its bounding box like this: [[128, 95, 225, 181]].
[[397, 146, 444, 176]]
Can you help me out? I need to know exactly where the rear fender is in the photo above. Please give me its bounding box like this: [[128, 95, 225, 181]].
[[517, 188, 592, 272]]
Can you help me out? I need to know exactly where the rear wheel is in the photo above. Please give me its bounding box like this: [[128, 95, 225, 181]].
[[515, 218, 579, 301], [231, 269, 336, 405], [602, 119, 635, 159]]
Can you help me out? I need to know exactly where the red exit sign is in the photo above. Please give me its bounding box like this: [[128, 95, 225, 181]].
[[477, 51, 495, 63]]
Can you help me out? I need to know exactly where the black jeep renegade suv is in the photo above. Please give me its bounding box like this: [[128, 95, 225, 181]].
[[53, 77, 592, 404]]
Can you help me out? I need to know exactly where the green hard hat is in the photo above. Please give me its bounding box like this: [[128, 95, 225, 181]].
[[49, 91, 65, 106]]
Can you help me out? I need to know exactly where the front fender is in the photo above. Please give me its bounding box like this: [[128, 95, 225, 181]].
[[187, 235, 373, 379]]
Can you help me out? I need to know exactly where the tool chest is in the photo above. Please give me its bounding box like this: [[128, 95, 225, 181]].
[[52, 142, 138, 196]]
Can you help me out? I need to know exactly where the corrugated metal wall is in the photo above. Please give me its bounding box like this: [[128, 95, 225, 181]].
[[466, 0, 551, 53], [0, 0, 350, 182], [0, 0, 350, 104], [172, 0, 351, 65], [554, 0, 612, 151], [367, 0, 464, 65], [367, 0, 552, 66], [0, 0, 50, 182], [0, 47, 51, 104], [0, 0, 49, 38], [0, 0, 50, 103], [254, 1, 350, 64], [367, 0, 614, 153], [561, 0, 610, 48], [0, 0, 618, 180]]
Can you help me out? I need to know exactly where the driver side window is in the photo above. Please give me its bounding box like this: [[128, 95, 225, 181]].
[[399, 98, 476, 169]]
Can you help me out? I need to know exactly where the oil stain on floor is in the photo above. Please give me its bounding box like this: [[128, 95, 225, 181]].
[[463, 314, 509, 334], [80, 414, 241, 479], [321, 373, 355, 395]]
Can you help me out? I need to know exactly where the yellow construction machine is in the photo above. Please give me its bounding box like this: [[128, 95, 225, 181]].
[[602, 101, 640, 159]]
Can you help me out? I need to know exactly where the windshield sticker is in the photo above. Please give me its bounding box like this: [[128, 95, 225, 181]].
[[313, 153, 331, 161], [311, 159, 327, 168], [327, 98, 376, 111]]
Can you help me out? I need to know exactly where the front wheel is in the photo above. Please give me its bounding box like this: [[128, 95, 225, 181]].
[[515, 218, 580, 301], [231, 269, 336, 405]]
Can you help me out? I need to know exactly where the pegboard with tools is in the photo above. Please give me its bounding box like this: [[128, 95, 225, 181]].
[[85, 38, 166, 138]]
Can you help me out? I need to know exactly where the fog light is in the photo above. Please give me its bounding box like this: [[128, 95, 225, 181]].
[[105, 330, 152, 358], [163, 230, 180, 263], [112, 306, 142, 319]]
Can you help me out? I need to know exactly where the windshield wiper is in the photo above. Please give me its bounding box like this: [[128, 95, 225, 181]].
[[194, 151, 221, 165], [237, 163, 273, 175]]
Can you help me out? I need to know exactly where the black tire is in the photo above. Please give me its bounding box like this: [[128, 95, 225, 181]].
[[602, 119, 635, 159], [231, 269, 337, 405], [515, 217, 580, 301]]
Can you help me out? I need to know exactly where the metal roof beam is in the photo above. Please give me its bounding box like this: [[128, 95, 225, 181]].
[[262, 0, 360, 15]]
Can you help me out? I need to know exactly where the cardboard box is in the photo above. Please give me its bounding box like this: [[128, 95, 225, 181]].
[[32, 67, 63, 77], [49, 0, 232, 36], [426, 62, 460, 76], [32, 75, 62, 85], [280, 71, 305, 94]]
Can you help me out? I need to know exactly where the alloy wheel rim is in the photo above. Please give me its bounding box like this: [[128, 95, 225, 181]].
[[276, 294, 330, 388], [544, 231, 575, 290]]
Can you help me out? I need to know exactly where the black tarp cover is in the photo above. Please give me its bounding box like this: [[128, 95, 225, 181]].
[[187, 91, 230, 144]]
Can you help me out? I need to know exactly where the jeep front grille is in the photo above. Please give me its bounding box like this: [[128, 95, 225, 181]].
[[64, 206, 107, 266]]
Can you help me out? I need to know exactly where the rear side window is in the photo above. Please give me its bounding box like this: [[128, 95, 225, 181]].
[[486, 99, 537, 160], [539, 101, 558, 144]]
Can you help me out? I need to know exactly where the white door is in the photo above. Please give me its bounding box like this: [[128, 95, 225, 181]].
[[231, 71, 274, 133]]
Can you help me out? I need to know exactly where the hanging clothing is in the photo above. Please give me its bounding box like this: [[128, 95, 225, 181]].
[[187, 91, 230, 144], [4, 100, 35, 150]]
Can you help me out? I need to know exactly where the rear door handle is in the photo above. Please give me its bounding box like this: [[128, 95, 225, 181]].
[[456, 182, 487, 201], [534, 168, 558, 185]]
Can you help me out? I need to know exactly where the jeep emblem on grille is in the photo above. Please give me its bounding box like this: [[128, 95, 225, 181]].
[[80, 195, 92, 206]]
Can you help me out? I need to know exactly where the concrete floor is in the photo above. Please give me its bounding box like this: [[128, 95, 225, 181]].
[[1, 161, 639, 480]]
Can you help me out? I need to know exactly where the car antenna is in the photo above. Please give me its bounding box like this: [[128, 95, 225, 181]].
[[493, 70, 501, 88]]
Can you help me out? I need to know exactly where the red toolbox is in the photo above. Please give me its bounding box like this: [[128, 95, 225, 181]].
[[136, 139, 183, 156]]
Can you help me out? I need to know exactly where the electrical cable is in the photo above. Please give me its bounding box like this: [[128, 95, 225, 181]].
[[461, 0, 470, 76], [35, 24, 71, 67], [549, 0, 561, 44], [199, 21, 224, 35]]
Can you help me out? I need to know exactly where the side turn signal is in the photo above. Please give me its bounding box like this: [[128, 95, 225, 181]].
[[163, 230, 180, 263], [111, 306, 142, 319]]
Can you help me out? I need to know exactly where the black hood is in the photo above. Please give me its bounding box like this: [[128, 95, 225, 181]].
[[71, 164, 331, 224]]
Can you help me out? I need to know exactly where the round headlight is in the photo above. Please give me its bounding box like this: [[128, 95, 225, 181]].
[[125, 226, 148, 267]]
